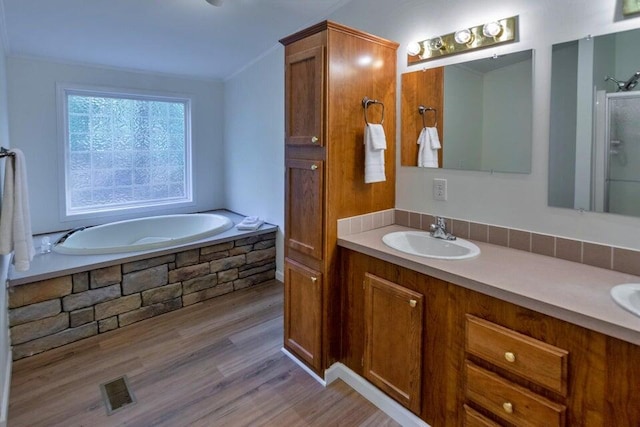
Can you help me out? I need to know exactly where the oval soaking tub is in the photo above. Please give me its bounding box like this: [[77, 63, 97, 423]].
[[53, 213, 233, 255]]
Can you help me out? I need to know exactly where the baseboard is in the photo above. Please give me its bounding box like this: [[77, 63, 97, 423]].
[[275, 270, 284, 283], [280, 348, 326, 386], [0, 348, 11, 427], [324, 363, 430, 427]]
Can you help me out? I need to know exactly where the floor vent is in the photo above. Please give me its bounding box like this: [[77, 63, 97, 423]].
[[100, 375, 136, 415]]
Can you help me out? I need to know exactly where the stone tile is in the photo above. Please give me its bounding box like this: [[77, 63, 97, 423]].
[[232, 236, 261, 247], [9, 299, 61, 327], [118, 298, 182, 327], [99, 317, 118, 334], [122, 254, 175, 274], [142, 283, 183, 306], [10, 313, 69, 345], [72, 272, 89, 293], [408, 212, 421, 229], [234, 271, 276, 290], [246, 247, 276, 265], [182, 283, 234, 306], [200, 241, 234, 255], [210, 255, 246, 273], [583, 243, 612, 270], [230, 245, 253, 256], [199, 250, 230, 263], [62, 284, 121, 312], [395, 210, 409, 226], [254, 239, 276, 250], [488, 226, 509, 247], [556, 238, 582, 263], [122, 265, 168, 295], [69, 307, 94, 328], [175, 250, 199, 268], [9, 276, 72, 309], [168, 263, 210, 283], [12, 322, 97, 360], [218, 269, 239, 284], [532, 234, 555, 257], [95, 294, 142, 320], [469, 223, 488, 242], [451, 219, 470, 239], [613, 248, 640, 276], [509, 230, 531, 252], [239, 262, 276, 279], [90, 265, 122, 289], [182, 274, 218, 295]]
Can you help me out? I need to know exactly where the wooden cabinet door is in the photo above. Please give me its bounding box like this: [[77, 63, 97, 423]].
[[284, 258, 322, 371], [285, 158, 323, 260], [363, 273, 424, 414], [284, 45, 325, 147]]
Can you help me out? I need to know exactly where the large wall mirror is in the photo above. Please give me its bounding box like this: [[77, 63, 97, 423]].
[[401, 49, 533, 173], [549, 28, 640, 217]]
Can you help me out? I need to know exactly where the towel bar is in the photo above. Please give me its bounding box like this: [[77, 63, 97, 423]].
[[0, 146, 15, 158]]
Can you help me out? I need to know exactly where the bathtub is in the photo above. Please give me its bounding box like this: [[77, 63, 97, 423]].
[[53, 213, 234, 255]]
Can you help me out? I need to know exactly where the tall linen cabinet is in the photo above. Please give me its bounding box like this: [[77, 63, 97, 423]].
[[280, 22, 398, 375]]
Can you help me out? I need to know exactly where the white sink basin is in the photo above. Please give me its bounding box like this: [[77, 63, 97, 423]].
[[611, 283, 640, 317], [382, 231, 480, 260]]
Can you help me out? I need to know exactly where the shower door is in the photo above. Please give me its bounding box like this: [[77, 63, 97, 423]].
[[605, 92, 640, 216]]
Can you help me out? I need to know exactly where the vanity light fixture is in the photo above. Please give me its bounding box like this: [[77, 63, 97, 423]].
[[407, 16, 518, 64]]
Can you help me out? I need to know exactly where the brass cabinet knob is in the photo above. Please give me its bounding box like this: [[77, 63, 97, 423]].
[[311, 136, 319, 143], [409, 299, 417, 308], [310, 276, 317, 284], [310, 164, 318, 171], [503, 402, 513, 414], [504, 352, 516, 363]]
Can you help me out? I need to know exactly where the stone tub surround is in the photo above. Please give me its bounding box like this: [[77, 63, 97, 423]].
[[8, 231, 277, 360], [338, 224, 640, 347]]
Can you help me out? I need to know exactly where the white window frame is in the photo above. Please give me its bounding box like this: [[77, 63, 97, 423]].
[[57, 83, 194, 222]]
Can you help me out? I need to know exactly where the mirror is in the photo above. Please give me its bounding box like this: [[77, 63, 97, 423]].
[[548, 28, 640, 217], [401, 50, 533, 173]]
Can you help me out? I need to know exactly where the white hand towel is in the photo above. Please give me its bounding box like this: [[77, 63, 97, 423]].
[[417, 127, 440, 168], [0, 148, 35, 271], [364, 124, 386, 183], [236, 216, 264, 231]]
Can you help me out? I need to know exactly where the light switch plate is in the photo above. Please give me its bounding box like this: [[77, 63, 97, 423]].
[[433, 178, 447, 201]]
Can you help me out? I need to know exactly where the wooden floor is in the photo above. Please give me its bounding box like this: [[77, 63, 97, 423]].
[[9, 280, 399, 427]]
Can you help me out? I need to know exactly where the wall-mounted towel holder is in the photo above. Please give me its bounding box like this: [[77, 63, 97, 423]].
[[362, 96, 385, 125], [0, 146, 14, 158], [418, 105, 437, 128]]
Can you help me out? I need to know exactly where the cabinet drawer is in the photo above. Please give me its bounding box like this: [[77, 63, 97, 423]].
[[463, 404, 502, 427], [466, 362, 566, 427], [466, 314, 568, 395]]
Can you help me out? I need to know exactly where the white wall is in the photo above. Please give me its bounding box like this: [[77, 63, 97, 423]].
[[223, 50, 285, 276], [7, 57, 226, 234], [224, 0, 640, 267], [0, 32, 12, 427]]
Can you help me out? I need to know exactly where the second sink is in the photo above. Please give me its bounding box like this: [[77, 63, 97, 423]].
[[382, 231, 480, 260]]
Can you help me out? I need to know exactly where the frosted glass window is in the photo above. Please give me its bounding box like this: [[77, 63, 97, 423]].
[[61, 88, 192, 217]]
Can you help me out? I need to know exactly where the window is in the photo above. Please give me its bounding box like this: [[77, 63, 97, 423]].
[[59, 85, 193, 219]]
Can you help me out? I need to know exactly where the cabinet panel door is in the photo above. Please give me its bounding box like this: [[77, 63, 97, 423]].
[[284, 258, 322, 371], [363, 273, 423, 414], [285, 46, 325, 147], [285, 158, 323, 260]]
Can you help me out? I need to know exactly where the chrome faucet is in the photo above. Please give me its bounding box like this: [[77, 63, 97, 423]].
[[429, 217, 456, 241]]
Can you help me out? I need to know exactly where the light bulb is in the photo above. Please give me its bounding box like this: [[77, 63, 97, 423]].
[[407, 41, 423, 57], [454, 29, 473, 45], [429, 37, 445, 51], [482, 21, 503, 38]]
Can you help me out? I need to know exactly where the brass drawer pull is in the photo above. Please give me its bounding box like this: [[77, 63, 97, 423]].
[[409, 299, 417, 308], [311, 164, 318, 171], [310, 276, 317, 284], [503, 401, 513, 414], [505, 351, 516, 363], [311, 136, 319, 143]]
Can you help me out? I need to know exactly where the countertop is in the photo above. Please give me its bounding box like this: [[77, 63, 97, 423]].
[[338, 224, 640, 346], [9, 210, 278, 287]]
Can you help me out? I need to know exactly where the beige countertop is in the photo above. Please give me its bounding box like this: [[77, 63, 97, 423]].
[[338, 224, 640, 346]]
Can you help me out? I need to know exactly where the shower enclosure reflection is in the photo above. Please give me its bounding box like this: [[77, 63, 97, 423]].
[[548, 28, 640, 217]]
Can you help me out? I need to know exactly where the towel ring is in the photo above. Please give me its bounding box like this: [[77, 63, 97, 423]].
[[362, 97, 385, 125], [0, 147, 14, 159], [418, 105, 437, 128]]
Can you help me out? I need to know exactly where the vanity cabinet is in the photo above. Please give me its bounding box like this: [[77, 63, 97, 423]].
[[363, 273, 423, 413], [340, 248, 640, 426], [280, 22, 397, 375]]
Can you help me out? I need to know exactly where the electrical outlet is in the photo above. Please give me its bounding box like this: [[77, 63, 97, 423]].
[[433, 178, 447, 201]]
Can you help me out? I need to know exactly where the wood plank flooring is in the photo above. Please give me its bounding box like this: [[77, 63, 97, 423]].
[[8, 280, 399, 426]]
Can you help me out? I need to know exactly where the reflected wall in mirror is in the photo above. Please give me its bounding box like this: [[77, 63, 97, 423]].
[[401, 50, 533, 173], [549, 28, 640, 218]]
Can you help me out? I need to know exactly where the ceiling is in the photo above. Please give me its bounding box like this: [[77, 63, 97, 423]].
[[0, 0, 350, 80]]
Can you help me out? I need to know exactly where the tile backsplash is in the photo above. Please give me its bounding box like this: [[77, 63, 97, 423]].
[[338, 208, 640, 277]]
